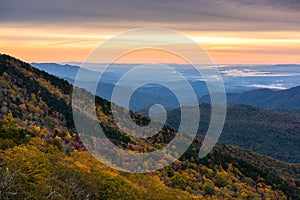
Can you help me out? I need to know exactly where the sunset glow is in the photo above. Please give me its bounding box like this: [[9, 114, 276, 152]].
[[1, 0, 299, 64]]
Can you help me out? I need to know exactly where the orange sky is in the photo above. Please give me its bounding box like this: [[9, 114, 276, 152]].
[[1, 0, 299, 64], [1, 26, 299, 64]]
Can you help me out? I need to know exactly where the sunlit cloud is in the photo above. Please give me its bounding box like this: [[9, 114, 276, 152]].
[[221, 69, 297, 77], [246, 84, 287, 90]]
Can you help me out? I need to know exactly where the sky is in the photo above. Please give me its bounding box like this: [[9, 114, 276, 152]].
[[0, 0, 299, 64]]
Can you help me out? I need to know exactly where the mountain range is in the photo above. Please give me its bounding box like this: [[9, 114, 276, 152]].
[[0, 54, 299, 199], [199, 86, 300, 115], [166, 103, 300, 163], [31, 61, 300, 163], [31, 62, 300, 116]]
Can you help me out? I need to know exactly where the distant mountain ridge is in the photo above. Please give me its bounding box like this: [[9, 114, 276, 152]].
[[31, 62, 79, 79], [31, 62, 207, 111], [32, 62, 300, 115], [199, 86, 300, 114]]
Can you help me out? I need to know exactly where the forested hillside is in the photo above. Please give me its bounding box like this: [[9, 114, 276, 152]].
[[166, 103, 300, 163], [0, 54, 299, 199]]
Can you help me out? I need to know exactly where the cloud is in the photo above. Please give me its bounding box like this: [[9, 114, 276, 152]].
[[0, 0, 299, 31], [221, 69, 297, 77], [246, 83, 287, 89], [229, 0, 300, 10]]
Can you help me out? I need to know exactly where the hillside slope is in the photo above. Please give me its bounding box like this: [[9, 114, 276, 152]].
[[167, 103, 300, 163], [0, 54, 299, 199]]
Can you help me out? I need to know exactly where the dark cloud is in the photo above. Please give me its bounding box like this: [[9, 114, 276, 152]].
[[0, 0, 299, 31], [230, 0, 300, 10]]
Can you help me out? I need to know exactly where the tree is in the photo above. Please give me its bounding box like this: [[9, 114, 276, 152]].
[[4, 113, 17, 129], [7, 113, 14, 124], [214, 171, 228, 187], [2, 72, 8, 77]]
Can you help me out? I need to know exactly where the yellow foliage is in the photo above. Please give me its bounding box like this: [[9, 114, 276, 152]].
[[31, 93, 37, 102], [66, 133, 72, 140], [33, 125, 41, 133], [34, 106, 40, 113], [2, 71, 8, 77], [55, 135, 62, 142], [19, 103, 27, 112], [228, 163, 233, 172], [7, 112, 14, 122], [74, 161, 90, 173]]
